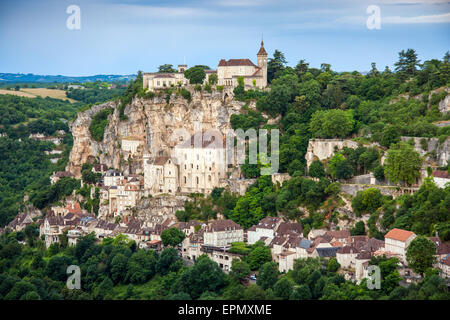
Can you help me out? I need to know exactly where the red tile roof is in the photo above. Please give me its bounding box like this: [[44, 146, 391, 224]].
[[218, 59, 257, 67], [432, 170, 450, 179], [385, 228, 415, 242]]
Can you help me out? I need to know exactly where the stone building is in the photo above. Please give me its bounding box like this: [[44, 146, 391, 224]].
[[143, 41, 268, 90], [384, 228, 417, 263], [203, 220, 244, 247], [217, 40, 267, 89], [143, 155, 178, 195], [143, 132, 227, 195]]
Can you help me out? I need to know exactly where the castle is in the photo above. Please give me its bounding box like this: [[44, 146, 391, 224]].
[[143, 41, 268, 90]]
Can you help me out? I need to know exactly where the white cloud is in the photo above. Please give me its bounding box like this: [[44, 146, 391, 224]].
[[106, 4, 213, 19], [383, 12, 450, 23], [213, 0, 274, 6], [376, 0, 449, 4]]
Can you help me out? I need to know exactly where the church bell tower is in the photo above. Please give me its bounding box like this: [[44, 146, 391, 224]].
[[257, 40, 268, 87]]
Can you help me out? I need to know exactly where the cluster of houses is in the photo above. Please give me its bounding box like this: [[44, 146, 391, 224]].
[[3, 203, 449, 283], [50, 164, 145, 218], [178, 216, 450, 283]]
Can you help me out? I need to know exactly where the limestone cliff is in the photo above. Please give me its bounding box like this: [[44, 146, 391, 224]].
[[67, 89, 243, 177]]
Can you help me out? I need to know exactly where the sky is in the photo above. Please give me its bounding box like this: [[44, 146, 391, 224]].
[[0, 0, 449, 76]]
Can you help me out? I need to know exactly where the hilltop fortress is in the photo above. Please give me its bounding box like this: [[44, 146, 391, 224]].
[[143, 41, 268, 90]]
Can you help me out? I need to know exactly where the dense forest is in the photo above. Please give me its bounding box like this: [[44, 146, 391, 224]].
[[0, 95, 81, 226]]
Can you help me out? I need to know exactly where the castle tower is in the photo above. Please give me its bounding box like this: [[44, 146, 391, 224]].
[[257, 40, 268, 88]]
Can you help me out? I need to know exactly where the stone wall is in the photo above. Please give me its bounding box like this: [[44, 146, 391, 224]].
[[340, 183, 418, 198], [305, 139, 359, 168], [221, 178, 257, 195]]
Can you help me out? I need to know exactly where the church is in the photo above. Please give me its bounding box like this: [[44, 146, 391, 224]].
[[143, 40, 268, 90], [143, 132, 227, 195]]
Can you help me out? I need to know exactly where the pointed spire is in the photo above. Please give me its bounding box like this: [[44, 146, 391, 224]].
[[257, 37, 267, 56]]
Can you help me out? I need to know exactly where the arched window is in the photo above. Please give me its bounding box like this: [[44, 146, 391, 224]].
[[184, 176, 187, 184], [196, 177, 199, 184]]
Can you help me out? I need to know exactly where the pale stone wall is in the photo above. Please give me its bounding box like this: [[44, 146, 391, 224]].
[[247, 228, 275, 245], [121, 138, 142, 155], [204, 229, 244, 247], [305, 139, 359, 168]]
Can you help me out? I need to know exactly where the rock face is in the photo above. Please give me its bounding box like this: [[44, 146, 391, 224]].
[[438, 89, 450, 114], [400, 136, 449, 167], [305, 139, 359, 168], [67, 89, 243, 178], [67, 102, 116, 177]]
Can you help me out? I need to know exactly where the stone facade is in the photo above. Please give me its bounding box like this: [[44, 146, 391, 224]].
[[143, 41, 267, 91], [305, 139, 359, 168]]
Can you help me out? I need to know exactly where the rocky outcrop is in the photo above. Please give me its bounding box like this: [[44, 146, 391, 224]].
[[67, 89, 243, 177], [66, 102, 116, 177], [305, 139, 359, 168], [400, 136, 449, 167]]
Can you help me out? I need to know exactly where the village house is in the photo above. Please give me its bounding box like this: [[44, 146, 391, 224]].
[[176, 220, 203, 237], [6, 213, 34, 232], [94, 219, 117, 238], [143, 64, 190, 90], [67, 228, 84, 246], [438, 254, 450, 278], [336, 245, 360, 269], [203, 220, 244, 247], [104, 169, 124, 187], [41, 213, 67, 248], [105, 176, 142, 216], [384, 228, 417, 263], [428, 237, 450, 261], [181, 227, 205, 262], [247, 216, 282, 245], [432, 170, 450, 188]]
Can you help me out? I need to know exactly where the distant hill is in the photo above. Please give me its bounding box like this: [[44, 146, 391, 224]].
[[0, 73, 136, 83]]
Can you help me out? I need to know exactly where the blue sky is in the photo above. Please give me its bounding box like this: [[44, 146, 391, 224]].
[[0, 0, 449, 76]]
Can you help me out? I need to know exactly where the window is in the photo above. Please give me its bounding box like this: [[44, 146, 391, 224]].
[[196, 177, 199, 184], [184, 176, 187, 184], [208, 175, 211, 182]]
